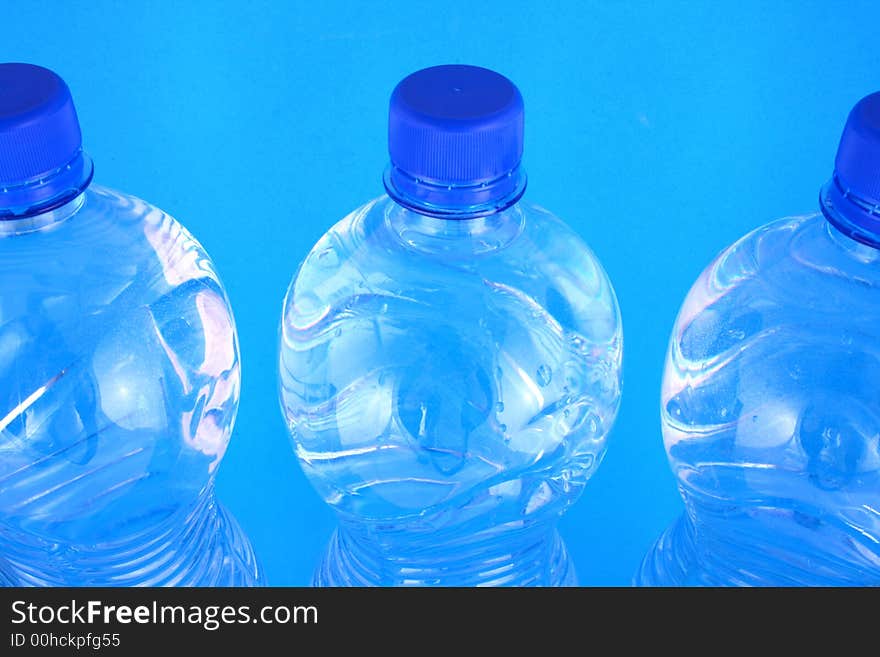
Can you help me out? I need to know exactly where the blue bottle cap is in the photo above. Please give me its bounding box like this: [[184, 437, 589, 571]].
[[0, 63, 93, 218], [821, 91, 880, 245], [384, 65, 526, 217]]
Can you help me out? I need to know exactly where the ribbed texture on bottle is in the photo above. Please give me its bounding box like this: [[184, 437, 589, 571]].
[[0, 493, 262, 587], [314, 525, 576, 587]]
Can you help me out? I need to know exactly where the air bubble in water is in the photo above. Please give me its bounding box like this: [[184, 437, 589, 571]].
[[537, 364, 552, 387]]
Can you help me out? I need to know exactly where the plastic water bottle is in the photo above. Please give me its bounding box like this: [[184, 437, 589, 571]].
[[0, 63, 261, 586], [638, 92, 880, 586], [279, 65, 622, 586]]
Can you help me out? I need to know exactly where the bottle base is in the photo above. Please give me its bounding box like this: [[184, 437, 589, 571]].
[[635, 514, 700, 586], [636, 513, 762, 586], [205, 502, 264, 587], [636, 512, 880, 586], [1, 500, 262, 587], [313, 526, 577, 587]]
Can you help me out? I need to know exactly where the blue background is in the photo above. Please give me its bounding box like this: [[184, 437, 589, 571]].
[[5, 1, 879, 585]]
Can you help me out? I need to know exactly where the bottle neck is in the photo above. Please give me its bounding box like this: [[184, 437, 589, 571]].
[[383, 163, 527, 220], [0, 190, 86, 237], [0, 489, 260, 586], [0, 150, 93, 232], [317, 521, 575, 586], [676, 499, 880, 585]]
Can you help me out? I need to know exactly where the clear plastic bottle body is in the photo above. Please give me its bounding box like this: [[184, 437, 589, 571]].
[[280, 195, 622, 586], [638, 213, 880, 586], [0, 185, 260, 586]]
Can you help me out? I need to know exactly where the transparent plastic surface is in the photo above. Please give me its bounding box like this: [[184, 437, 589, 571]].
[[280, 196, 622, 586], [0, 186, 260, 586], [638, 213, 880, 586]]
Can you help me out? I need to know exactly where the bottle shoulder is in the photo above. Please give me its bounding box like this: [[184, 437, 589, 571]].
[[285, 195, 620, 341], [673, 212, 880, 360], [0, 184, 226, 308]]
